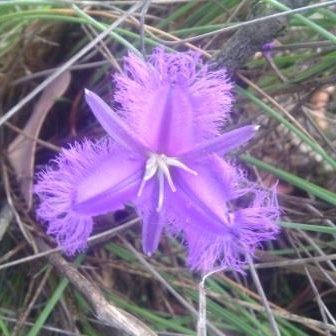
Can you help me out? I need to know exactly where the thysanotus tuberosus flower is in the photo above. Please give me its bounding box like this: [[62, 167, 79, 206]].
[[35, 48, 279, 272]]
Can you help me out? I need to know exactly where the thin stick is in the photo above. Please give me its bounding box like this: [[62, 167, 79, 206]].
[[247, 254, 281, 336], [197, 268, 227, 336], [139, 0, 151, 56]]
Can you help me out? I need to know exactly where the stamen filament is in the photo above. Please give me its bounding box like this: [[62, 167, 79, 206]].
[[157, 171, 165, 212], [158, 160, 176, 192], [137, 155, 158, 197], [137, 152, 198, 212], [166, 157, 198, 176]]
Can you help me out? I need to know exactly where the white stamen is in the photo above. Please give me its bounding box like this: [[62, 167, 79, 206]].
[[156, 171, 165, 212], [137, 156, 158, 197], [165, 157, 198, 176], [145, 155, 159, 177], [137, 153, 197, 211], [157, 157, 176, 192]]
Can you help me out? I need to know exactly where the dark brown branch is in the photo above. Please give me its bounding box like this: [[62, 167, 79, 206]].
[[211, 0, 311, 76]]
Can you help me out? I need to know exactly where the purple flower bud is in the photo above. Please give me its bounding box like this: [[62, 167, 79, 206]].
[[35, 47, 279, 271], [262, 41, 275, 59]]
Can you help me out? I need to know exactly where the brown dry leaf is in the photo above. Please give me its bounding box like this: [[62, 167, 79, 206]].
[[8, 71, 71, 210]]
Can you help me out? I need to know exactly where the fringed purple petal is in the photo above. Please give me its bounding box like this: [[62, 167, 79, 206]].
[[153, 83, 196, 154], [189, 61, 233, 139], [114, 51, 197, 153], [163, 155, 280, 272], [184, 228, 244, 273], [35, 151, 94, 255], [73, 147, 144, 215], [114, 47, 234, 152], [231, 185, 280, 243], [163, 156, 240, 246], [183, 184, 279, 273], [34, 137, 143, 254], [117, 80, 195, 154]]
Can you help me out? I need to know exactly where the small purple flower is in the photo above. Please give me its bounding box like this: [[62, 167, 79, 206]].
[[262, 41, 275, 59], [35, 48, 279, 272]]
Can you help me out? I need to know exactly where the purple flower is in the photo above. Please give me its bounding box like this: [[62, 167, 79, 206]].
[[35, 48, 279, 272], [262, 41, 275, 59]]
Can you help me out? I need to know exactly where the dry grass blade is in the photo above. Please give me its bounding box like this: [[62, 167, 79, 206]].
[[0, 203, 13, 242], [227, 299, 336, 334], [247, 254, 281, 336], [7, 71, 71, 210], [253, 250, 336, 283]]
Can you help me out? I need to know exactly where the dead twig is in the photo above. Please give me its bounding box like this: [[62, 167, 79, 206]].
[[36, 239, 157, 336]]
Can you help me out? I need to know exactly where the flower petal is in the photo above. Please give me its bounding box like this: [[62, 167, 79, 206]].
[[167, 156, 279, 272], [114, 47, 234, 152], [74, 155, 143, 215], [34, 137, 144, 254], [184, 227, 242, 272], [85, 89, 147, 154], [115, 56, 196, 153], [231, 185, 280, 243], [134, 179, 165, 255], [150, 46, 234, 125], [180, 125, 258, 160], [68, 139, 144, 215], [35, 149, 95, 255], [174, 155, 242, 227], [147, 83, 195, 154], [184, 186, 280, 272], [189, 62, 233, 139]]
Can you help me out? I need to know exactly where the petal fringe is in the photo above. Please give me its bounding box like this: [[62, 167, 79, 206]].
[[167, 156, 279, 272], [35, 158, 93, 255], [114, 47, 234, 148], [184, 185, 279, 273], [34, 137, 141, 254]]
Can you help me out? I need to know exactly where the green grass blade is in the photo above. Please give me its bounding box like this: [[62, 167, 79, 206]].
[[26, 276, 69, 336], [280, 221, 336, 234], [237, 85, 336, 170], [26, 255, 84, 336], [0, 318, 10, 336], [265, 0, 336, 44], [241, 154, 336, 206]]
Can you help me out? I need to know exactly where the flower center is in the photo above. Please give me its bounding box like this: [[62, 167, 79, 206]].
[[137, 153, 197, 212]]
